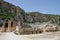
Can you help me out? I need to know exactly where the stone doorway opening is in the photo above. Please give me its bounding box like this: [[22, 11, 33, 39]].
[[11, 22, 13, 27], [0, 23, 3, 31], [5, 23, 8, 32]]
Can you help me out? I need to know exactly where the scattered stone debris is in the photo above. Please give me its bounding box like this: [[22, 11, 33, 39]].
[[14, 22, 59, 35]]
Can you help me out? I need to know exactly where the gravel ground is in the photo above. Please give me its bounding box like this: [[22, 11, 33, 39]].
[[0, 32, 60, 40]]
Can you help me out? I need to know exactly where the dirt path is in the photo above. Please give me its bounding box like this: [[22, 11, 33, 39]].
[[0, 32, 60, 40]]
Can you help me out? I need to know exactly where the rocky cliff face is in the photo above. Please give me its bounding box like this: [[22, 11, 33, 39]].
[[0, 0, 25, 21], [0, 0, 60, 26], [24, 12, 60, 26]]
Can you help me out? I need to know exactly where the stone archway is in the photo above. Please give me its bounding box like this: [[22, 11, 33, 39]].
[[0, 19, 16, 32], [11, 21, 16, 32]]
